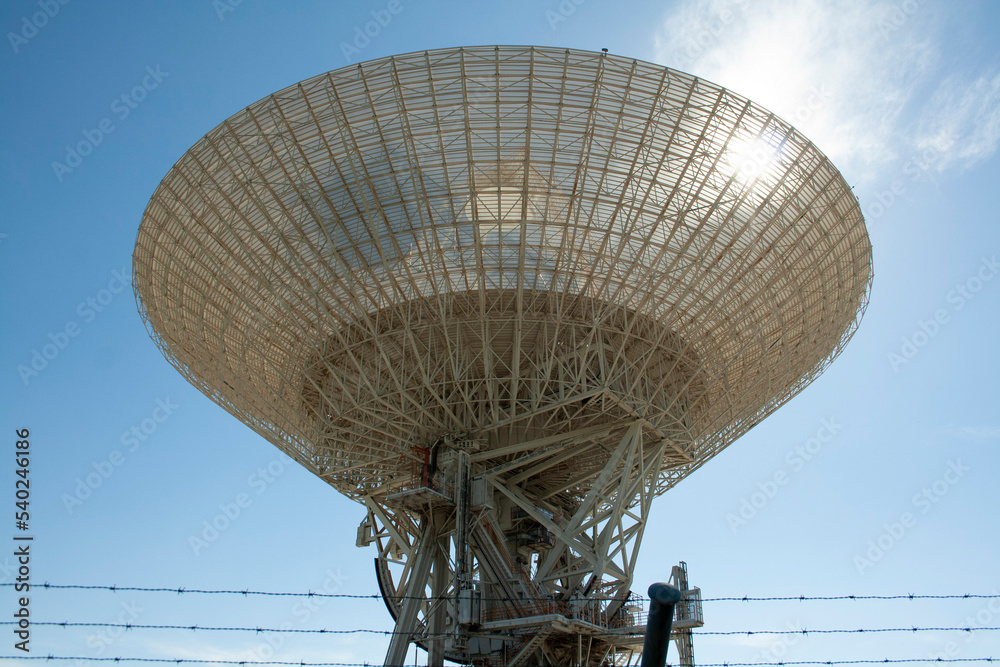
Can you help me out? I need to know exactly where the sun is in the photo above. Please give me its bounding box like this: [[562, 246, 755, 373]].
[[725, 131, 788, 182]]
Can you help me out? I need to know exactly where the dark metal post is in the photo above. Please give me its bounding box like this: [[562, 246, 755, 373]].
[[640, 582, 683, 667]]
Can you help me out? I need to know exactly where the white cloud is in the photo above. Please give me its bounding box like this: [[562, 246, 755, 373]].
[[653, 0, 1000, 182], [139, 639, 257, 662], [939, 425, 1000, 442], [915, 70, 1000, 172], [138, 637, 368, 665]]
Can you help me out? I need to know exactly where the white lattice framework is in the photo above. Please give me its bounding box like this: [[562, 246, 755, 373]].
[[134, 46, 871, 666]]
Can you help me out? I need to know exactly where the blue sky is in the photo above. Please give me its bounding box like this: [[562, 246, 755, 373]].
[[1, 1, 998, 665]]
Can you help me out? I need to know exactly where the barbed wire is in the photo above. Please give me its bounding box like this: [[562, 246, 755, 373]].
[[674, 662, 997, 666], [701, 595, 1000, 602], [0, 659, 366, 666], [0, 656, 995, 665], [6, 620, 1000, 638], [4, 583, 998, 604], [696, 626, 1000, 635], [2, 621, 388, 635]]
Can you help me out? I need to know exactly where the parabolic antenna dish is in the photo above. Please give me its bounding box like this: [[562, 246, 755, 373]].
[[134, 45, 871, 665]]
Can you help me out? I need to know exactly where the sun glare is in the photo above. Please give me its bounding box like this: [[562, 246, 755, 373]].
[[725, 133, 786, 182]]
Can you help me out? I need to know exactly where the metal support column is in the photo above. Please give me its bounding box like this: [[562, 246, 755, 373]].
[[454, 451, 471, 590], [669, 561, 701, 667], [427, 533, 449, 667], [453, 449, 472, 649], [384, 520, 437, 667]]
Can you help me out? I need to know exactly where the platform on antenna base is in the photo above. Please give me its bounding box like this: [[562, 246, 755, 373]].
[[673, 588, 705, 629], [385, 484, 454, 510]]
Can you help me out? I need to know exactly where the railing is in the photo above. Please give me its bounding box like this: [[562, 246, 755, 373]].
[[483, 599, 565, 623], [385, 456, 456, 500], [610, 607, 642, 629], [609, 588, 703, 630], [673, 587, 704, 628], [482, 597, 614, 627]]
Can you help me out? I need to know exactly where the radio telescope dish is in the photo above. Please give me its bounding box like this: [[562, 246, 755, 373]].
[[134, 45, 871, 666]]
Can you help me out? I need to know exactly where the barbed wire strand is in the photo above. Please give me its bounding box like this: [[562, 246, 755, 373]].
[[5, 620, 1000, 638], [0, 656, 995, 666], [3, 583, 998, 604]]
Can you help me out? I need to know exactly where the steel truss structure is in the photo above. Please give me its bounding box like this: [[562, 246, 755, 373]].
[[359, 423, 706, 665], [134, 45, 871, 666]]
